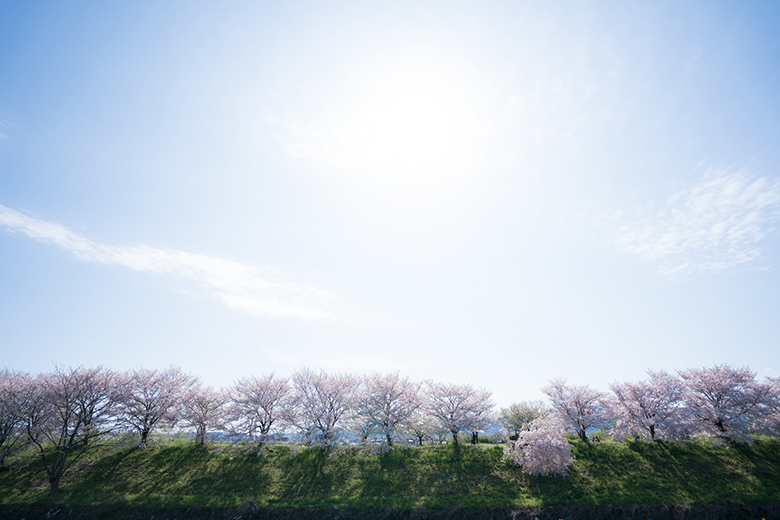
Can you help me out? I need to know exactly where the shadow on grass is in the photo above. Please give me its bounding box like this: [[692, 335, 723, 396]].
[[62, 443, 275, 506], [4, 439, 780, 509]]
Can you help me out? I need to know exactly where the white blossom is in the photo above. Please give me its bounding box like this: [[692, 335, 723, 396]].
[[504, 414, 573, 477]]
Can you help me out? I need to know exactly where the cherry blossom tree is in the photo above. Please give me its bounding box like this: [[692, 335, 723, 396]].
[[349, 411, 381, 445], [289, 368, 359, 445], [22, 366, 120, 501], [356, 372, 421, 446], [503, 414, 573, 477], [224, 373, 291, 443], [424, 381, 494, 447], [499, 400, 550, 438], [608, 370, 689, 441], [679, 364, 775, 442], [180, 384, 225, 444], [543, 378, 607, 442], [116, 365, 196, 448], [765, 376, 780, 432], [403, 410, 441, 446], [0, 369, 30, 468]]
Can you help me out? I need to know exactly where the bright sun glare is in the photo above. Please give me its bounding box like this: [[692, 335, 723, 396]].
[[345, 61, 480, 175], [287, 54, 492, 204]]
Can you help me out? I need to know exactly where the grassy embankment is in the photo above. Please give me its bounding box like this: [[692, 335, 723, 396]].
[[1, 437, 779, 508]]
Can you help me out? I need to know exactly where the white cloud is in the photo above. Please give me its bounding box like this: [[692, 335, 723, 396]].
[[613, 169, 780, 274], [0, 204, 335, 319]]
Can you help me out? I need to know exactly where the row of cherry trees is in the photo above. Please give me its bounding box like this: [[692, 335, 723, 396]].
[[543, 366, 780, 444], [500, 365, 780, 476], [500, 365, 780, 477], [1, 363, 779, 494], [0, 366, 493, 499]]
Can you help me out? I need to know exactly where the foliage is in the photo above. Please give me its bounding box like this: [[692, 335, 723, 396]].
[[499, 400, 549, 437]]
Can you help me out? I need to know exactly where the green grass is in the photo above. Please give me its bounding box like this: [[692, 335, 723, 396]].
[[2, 437, 780, 508]]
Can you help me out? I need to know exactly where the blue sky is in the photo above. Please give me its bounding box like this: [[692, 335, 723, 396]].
[[2, 1, 780, 406]]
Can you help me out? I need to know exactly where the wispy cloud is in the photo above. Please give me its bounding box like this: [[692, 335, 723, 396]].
[[0, 204, 335, 319], [613, 169, 780, 274]]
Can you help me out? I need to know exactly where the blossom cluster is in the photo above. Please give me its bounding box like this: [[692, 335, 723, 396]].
[[503, 414, 573, 477]]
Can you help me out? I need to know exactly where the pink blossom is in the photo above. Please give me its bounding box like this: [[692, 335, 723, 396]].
[[679, 364, 775, 442], [608, 370, 689, 441], [543, 378, 607, 442], [504, 414, 573, 477]]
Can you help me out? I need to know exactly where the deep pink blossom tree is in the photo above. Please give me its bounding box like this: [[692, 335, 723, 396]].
[[608, 370, 689, 441], [503, 414, 573, 477], [424, 381, 493, 447], [679, 364, 774, 442], [543, 378, 607, 442]]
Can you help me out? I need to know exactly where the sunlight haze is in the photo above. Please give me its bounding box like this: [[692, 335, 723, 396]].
[[2, 1, 780, 407]]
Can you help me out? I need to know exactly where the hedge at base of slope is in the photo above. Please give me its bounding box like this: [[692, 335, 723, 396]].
[[2, 503, 780, 520]]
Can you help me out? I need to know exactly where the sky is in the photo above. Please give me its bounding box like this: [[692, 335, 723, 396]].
[[2, 1, 780, 407]]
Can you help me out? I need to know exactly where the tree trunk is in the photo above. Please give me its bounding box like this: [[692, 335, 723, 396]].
[[48, 455, 67, 503], [385, 432, 393, 446], [50, 452, 68, 502], [140, 428, 150, 448], [578, 429, 589, 442], [451, 430, 459, 447], [49, 476, 61, 502]]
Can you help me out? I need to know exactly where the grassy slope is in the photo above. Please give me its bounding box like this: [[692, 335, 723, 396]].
[[1, 438, 779, 508]]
